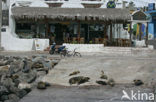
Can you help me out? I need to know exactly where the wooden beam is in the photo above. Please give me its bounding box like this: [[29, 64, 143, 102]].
[[78, 21, 81, 43], [130, 22, 132, 47], [110, 23, 112, 44]]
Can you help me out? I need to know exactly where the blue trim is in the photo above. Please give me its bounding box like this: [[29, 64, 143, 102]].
[[145, 10, 156, 14]]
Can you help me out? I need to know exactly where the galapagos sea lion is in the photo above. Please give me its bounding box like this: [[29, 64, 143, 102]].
[[107, 78, 115, 87], [69, 71, 80, 76], [69, 76, 90, 85], [100, 70, 108, 80], [96, 80, 107, 85], [134, 79, 144, 86]]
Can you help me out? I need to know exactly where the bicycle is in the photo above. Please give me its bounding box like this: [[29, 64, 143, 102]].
[[60, 48, 81, 58]]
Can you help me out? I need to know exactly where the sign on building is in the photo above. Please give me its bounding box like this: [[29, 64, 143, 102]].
[[107, 1, 116, 8], [148, 3, 155, 11]]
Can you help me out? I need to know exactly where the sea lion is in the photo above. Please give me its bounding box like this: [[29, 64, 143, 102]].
[[134, 79, 144, 86], [69, 71, 80, 76], [100, 70, 108, 80], [78, 77, 90, 85], [107, 78, 115, 87], [69, 76, 90, 85], [96, 80, 107, 85]]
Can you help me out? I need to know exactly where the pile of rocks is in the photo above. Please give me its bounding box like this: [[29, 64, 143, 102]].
[[0, 55, 60, 102]]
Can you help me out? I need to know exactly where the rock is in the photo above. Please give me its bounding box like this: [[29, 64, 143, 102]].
[[37, 82, 46, 89], [0, 85, 9, 95], [9, 86, 20, 94], [4, 100, 14, 102], [12, 79, 20, 87], [37, 71, 47, 77], [2, 78, 14, 88], [9, 60, 24, 75], [0, 61, 7, 66], [69, 76, 90, 85], [42, 60, 52, 69], [5, 57, 14, 65], [32, 62, 44, 69], [0, 95, 9, 101], [17, 70, 37, 83], [22, 60, 32, 73], [16, 89, 27, 98], [18, 83, 31, 90], [96, 80, 107, 85], [51, 59, 59, 65], [8, 94, 20, 102], [0, 65, 10, 75], [24, 88, 31, 93], [11, 74, 20, 87]]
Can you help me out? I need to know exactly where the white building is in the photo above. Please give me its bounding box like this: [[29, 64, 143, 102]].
[[1, 0, 131, 51]]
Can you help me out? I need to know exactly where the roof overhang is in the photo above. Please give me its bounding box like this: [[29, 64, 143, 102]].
[[11, 7, 131, 21]]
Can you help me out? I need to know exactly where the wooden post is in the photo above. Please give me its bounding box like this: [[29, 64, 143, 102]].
[[129, 22, 132, 47], [78, 21, 81, 43], [0, 0, 2, 50], [110, 23, 112, 45], [146, 22, 148, 47], [139, 23, 142, 41], [45, 23, 49, 38]]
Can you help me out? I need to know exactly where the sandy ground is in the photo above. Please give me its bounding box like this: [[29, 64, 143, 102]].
[[42, 54, 156, 86]]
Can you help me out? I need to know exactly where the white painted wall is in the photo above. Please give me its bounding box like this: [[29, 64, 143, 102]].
[[1, 27, 49, 51], [63, 43, 104, 52]]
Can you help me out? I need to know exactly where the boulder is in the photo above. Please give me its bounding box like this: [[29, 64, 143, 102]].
[[0, 95, 9, 101], [0, 60, 7, 66], [37, 71, 47, 77], [2, 78, 14, 88], [8, 86, 20, 94], [32, 62, 44, 69], [0, 65, 10, 75], [8, 94, 20, 102], [22, 60, 32, 73], [17, 70, 37, 83], [4, 100, 14, 102], [51, 59, 60, 66], [0, 85, 9, 96], [42, 60, 52, 69], [9, 60, 24, 75], [16, 89, 27, 98]]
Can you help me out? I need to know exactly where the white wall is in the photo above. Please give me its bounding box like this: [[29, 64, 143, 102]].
[[1, 27, 49, 51], [10, 0, 124, 8]]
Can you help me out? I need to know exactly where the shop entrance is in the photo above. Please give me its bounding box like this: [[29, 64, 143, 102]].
[[49, 23, 68, 45]]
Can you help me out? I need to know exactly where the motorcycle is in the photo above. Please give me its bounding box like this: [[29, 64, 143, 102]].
[[49, 43, 66, 55]]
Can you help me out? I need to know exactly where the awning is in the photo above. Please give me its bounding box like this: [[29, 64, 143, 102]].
[[12, 7, 131, 21]]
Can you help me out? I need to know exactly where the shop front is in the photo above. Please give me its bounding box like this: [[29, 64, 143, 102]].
[[12, 7, 131, 47]]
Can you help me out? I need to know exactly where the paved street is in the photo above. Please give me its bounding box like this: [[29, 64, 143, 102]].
[[19, 85, 154, 102]]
